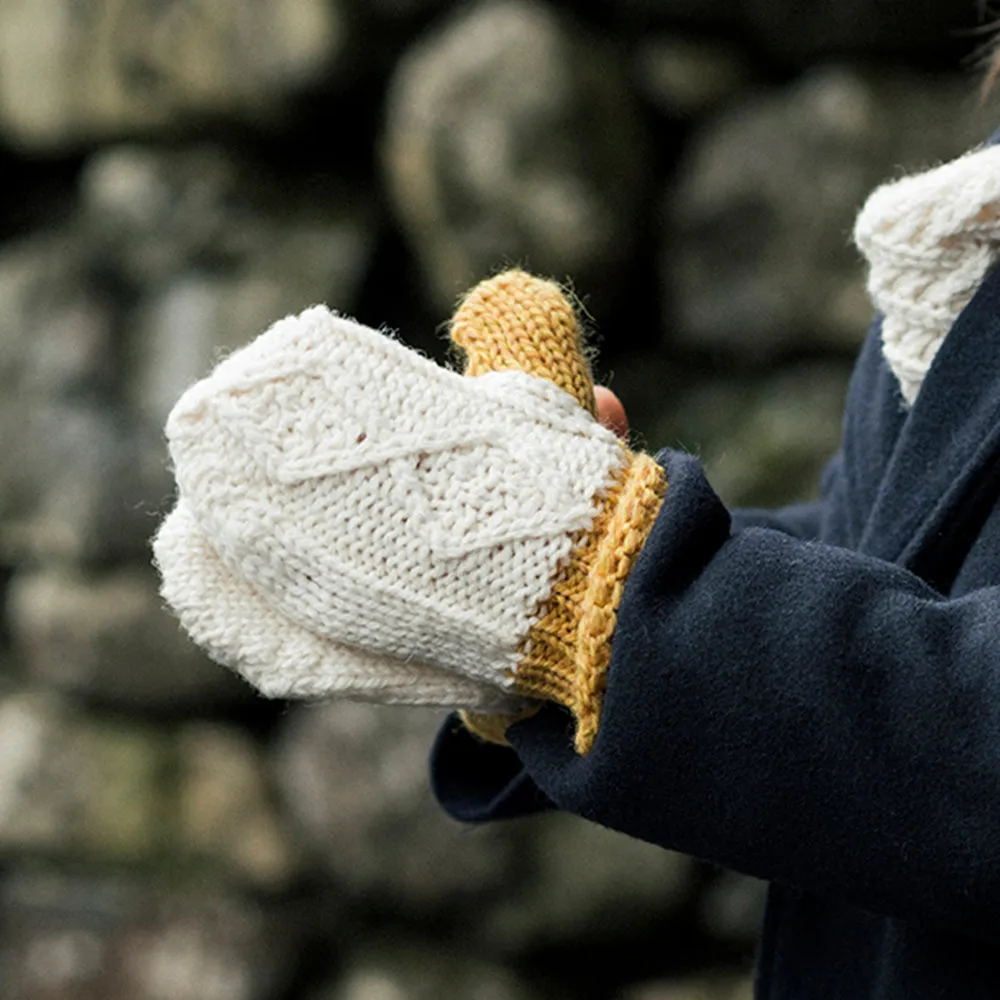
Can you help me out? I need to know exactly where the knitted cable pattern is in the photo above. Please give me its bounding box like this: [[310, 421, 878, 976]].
[[854, 144, 1000, 404], [156, 499, 519, 709], [154, 269, 667, 755], [158, 303, 626, 685]]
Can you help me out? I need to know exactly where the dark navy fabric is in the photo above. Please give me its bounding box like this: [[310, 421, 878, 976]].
[[430, 247, 1000, 998]]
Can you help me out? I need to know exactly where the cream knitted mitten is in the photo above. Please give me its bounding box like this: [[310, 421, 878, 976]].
[[854, 144, 1000, 404], [154, 271, 666, 754]]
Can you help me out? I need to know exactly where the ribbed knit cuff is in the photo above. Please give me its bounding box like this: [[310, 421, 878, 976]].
[[462, 451, 667, 755]]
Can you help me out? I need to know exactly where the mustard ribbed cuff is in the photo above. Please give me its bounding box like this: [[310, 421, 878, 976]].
[[463, 451, 666, 754]]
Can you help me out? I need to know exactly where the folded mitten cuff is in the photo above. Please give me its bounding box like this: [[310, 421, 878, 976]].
[[462, 449, 667, 754]]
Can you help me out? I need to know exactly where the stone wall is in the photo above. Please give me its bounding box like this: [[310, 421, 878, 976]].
[[0, 2, 994, 998]]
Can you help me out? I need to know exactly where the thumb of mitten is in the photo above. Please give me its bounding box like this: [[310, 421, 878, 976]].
[[450, 270, 597, 415], [449, 270, 612, 748]]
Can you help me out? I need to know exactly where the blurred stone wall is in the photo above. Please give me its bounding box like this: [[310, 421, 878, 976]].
[[0, 2, 995, 998]]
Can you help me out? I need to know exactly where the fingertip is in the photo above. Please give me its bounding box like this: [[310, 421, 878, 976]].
[[594, 385, 629, 440]]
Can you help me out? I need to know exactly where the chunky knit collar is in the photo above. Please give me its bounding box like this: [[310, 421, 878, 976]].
[[854, 144, 1000, 405]]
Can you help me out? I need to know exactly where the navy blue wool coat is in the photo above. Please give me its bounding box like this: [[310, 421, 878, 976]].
[[431, 250, 1000, 996]]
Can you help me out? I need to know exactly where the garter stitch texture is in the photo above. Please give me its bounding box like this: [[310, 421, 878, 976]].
[[154, 269, 666, 755], [855, 144, 1000, 404]]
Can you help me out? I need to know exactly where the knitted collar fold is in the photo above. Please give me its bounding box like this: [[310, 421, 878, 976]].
[[854, 144, 1000, 404]]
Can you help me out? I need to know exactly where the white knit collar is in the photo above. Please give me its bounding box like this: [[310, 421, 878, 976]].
[[854, 144, 1000, 404]]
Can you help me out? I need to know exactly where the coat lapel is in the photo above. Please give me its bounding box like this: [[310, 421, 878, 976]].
[[855, 261, 1000, 591]]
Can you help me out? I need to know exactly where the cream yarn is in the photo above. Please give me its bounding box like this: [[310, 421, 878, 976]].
[[156, 500, 524, 709], [855, 144, 1000, 404], [153, 305, 626, 709]]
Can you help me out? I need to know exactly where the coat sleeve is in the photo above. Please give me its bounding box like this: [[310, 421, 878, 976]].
[[432, 447, 1000, 938], [431, 456, 837, 819], [729, 500, 822, 538], [430, 460, 833, 820]]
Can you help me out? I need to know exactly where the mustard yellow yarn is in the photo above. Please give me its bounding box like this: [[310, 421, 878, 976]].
[[454, 270, 666, 755], [451, 270, 597, 414]]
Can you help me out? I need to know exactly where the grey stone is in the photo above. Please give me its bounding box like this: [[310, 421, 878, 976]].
[[480, 813, 693, 951], [5, 399, 167, 565], [0, 691, 299, 889], [632, 38, 751, 119], [0, 236, 166, 564], [0, 145, 374, 564], [0, 871, 299, 1000], [382, 0, 647, 312], [315, 942, 546, 1000], [82, 144, 374, 296], [175, 723, 302, 890], [666, 67, 997, 360], [0, 0, 343, 150], [274, 702, 518, 911], [11, 402, 152, 563], [80, 145, 246, 288], [0, 236, 114, 393], [0, 691, 164, 861], [277, 698, 690, 942], [7, 564, 247, 710], [132, 248, 371, 431], [79, 144, 375, 429]]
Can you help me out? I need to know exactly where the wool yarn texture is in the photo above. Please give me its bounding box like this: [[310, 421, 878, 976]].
[[154, 271, 667, 754], [855, 144, 1000, 405]]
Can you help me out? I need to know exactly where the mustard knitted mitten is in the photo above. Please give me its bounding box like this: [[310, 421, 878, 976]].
[[153, 270, 666, 754]]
